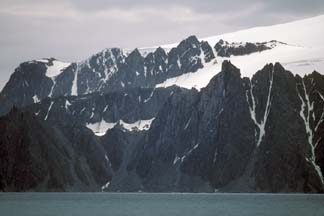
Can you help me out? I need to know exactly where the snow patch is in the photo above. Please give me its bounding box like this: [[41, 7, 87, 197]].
[[101, 181, 110, 191], [86, 120, 117, 136], [119, 118, 154, 131], [65, 100, 71, 110], [86, 118, 155, 136], [32, 95, 40, 103]]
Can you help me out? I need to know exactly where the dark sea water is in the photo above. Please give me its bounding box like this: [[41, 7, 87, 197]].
[[0, 193, 323, 216]]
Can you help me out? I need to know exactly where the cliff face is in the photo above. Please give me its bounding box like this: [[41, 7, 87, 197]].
[[108, 61, 324, 193], [0, 108, 112, 192]]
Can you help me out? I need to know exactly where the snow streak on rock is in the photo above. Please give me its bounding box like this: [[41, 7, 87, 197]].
[[184, 118, 191, 130], [315, 91, 324, 132], [48, 78, 56, 98], [297, 81, 324, 184], [173, 154, 181, 165], [179, 143, 199, 164], [71, 63, 79, 96], [212, 108, 223, 165], [44, 101, 54, 121], [246, 66, 274, 147], [65, 100, 71, 111]]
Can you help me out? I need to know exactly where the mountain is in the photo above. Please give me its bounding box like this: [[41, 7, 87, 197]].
[[0, 15, 323, 192], [113, 61, 324, 192], [0, 36, 214, 116]]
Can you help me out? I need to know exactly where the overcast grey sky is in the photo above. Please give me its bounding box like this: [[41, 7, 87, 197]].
[[1, 0, 324, 90]]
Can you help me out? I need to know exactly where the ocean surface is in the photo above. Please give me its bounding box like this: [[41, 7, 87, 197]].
[[0, 193, 323, 216]]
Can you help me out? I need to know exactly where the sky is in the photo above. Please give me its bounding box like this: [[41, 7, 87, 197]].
[[1, 0, 324, 90]]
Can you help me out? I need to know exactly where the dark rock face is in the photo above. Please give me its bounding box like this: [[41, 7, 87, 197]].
[[143, 47, 168, 84], [244, 63, 323, 192], [110, 61, 324, 193], [0, 108, 112, 192], [214, 39, 280, 57], [100, 126, 145, 172], [122, 61, 255, 192], [100, 127, 145, 192], [199, 61, 255, 189], [0, 60, 53, 116], [0, 36, 215, 116], [23, 86, 188, 130]]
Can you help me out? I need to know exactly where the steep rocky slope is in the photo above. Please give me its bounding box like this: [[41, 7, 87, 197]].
[[110, 61, 324, 193], [0, 108, 112, 192]]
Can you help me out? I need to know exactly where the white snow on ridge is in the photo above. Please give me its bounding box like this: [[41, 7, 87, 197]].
[[36, 59, 49, 63], [155, 15, 324, 90], [162, 15, 324, 49], [37, 59, 71, 78], [156, 58, 220, 90], [156, 44, 324, 90], [46, 61, 71, 77], [86, 118, 155, 136], [124, 47, 172, 57], [35, 59, 71, 98]]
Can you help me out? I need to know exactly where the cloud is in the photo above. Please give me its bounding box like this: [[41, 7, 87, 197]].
[[65, 0, 324, 16]]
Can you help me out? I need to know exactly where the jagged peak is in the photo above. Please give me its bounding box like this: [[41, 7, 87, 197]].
[[178, 35, 200, 48], [128, 48, 143, 58], [154, 47, 167, 56], [221, 60, 240, 75], [91, 47, 124, 59], [274, 62, 285, 72], [204, 60, 241, 91], [252, 62, 294, 82]]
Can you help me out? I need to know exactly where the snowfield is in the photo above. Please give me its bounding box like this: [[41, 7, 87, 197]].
[[156, 15, 324, 90]]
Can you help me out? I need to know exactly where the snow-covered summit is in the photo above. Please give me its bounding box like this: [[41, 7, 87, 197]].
[[156, 15, 324, 90]]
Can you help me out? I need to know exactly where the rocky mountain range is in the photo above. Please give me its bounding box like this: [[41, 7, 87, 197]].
[[0, 15, 324, 193]]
